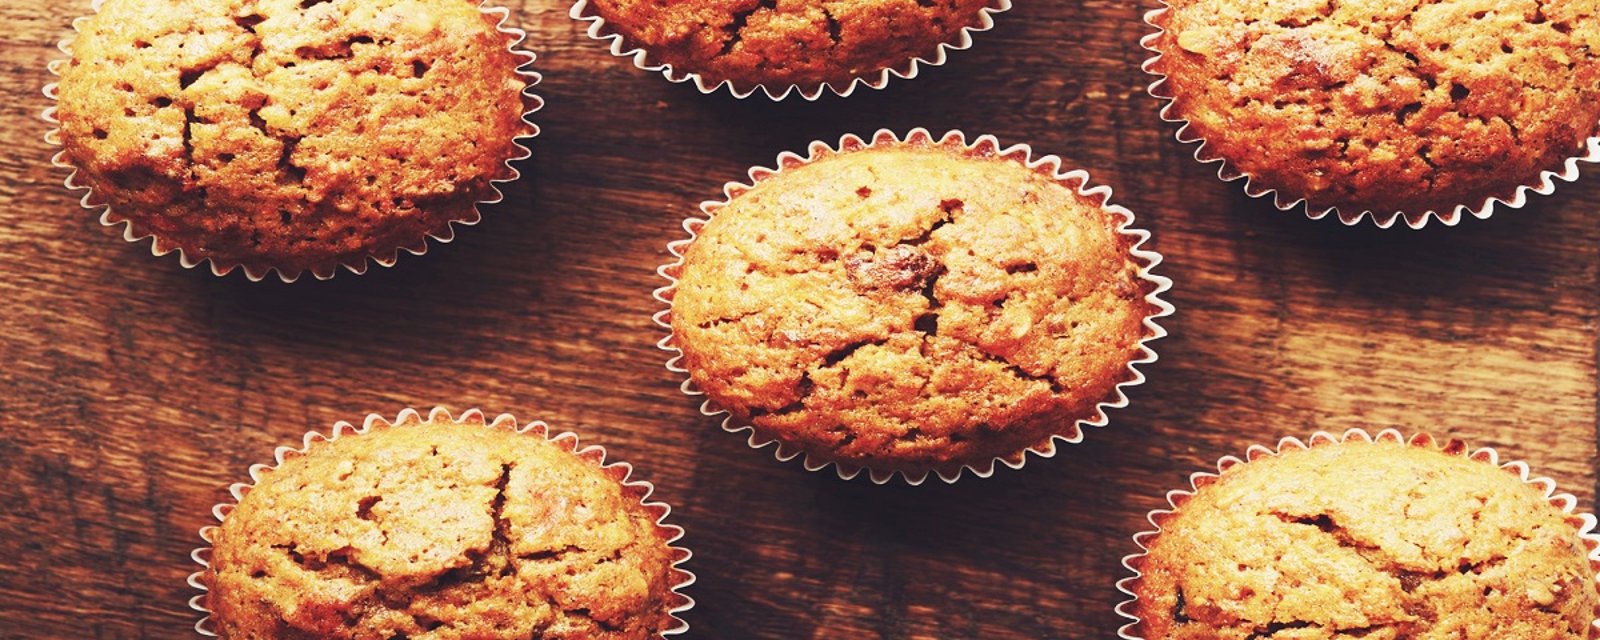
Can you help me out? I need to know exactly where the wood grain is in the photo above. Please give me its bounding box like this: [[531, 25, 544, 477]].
[[2, 1, 1598, 638]]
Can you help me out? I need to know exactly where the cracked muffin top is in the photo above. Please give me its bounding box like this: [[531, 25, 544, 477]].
[[206, 417, 682, 639], [668, 138, 1161, 479], [1148, 0, 1600, 223], [584, 0, 998, 94], [55, 0, 534, 279], [1130, 439, 1600, 640]]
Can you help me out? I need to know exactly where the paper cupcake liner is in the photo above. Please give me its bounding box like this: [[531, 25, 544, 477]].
[[652, 128, 1176, 485], [186, 407, 695, 637], [568, 0, 1011, 101], [41, 1, 543, 282], [1114, 428, 1600, 639], [1140, 5, 1600, 229]]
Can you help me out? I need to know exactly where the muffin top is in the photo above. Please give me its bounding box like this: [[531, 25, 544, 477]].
[[670, 139, 1159, 477], [585, 0, 997, 93], [55, 0, 533, 278], [1149, 0, 1600, 220], [1131, 440, 1600, 640], [207, 418, 681, 639]]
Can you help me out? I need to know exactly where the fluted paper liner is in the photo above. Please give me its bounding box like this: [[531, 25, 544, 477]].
[[42, 1, 543, 282], [1140, 4, 1600, 229], [1114, 428, 1600, 639], [187, 407, 695, 637], [653, 128, 1176, 485], [569, 0, 1011, 101]]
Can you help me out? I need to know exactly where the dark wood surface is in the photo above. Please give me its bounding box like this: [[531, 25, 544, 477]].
[[3, 1, 1600, 638]]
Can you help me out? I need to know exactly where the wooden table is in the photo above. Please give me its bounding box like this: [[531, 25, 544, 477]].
[[3, 1, 1598, 638]]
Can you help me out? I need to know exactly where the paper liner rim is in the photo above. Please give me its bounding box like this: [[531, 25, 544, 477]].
[[1139, 4, 1600, 229], [1112, 427, 1600, 639], [42, 0, 544, 282], [651, 127, 1176, 485], [186, 407, 696, 637], [567, 0, 1012, 101]]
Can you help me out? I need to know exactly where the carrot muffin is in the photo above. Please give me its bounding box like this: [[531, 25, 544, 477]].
[[667, 134, 1164, 480], [54, 0, 535, 280], [204, 414, 684, 638], [581, 0, 1001, 95], [1147, 0, 1600, 223], [1128, 438, 1600, 639]]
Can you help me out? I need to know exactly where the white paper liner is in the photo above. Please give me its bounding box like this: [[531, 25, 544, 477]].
[[653, 128, 1176, 485], [41, 1, 543, 282], [1140, 4, 1600, 229], [1114, 428, 1600, 639], [186, 407, 695, 637], [568, 0, 1011, 101]]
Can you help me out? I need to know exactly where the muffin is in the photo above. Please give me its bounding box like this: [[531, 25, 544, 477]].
[[1145, 0, 1600, 227], [660, 130, 1171, 483], [198, 408, 692, 638], [573, 0, 1009, 99], [51, 0, 538, 281], [1122, 431, 1600, 639]]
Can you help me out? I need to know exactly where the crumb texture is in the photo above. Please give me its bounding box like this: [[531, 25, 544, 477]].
[[56, 0, 532, 276], [207, 420, 679, 639], [1152, 0, 1600, 218], [587, 0, 995, 90], [1132, 441, 1600, 640], [670, 142, 1158, 475]]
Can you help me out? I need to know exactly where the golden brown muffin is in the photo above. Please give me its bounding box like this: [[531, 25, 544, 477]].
[[583, 0, 1000, 95], [1129, 438, 1600, 640], [55, 0, 535, 279], [1148, 0, 1600, 223], [205, 414, 685, 639], [668, 136, 1163, 480]]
